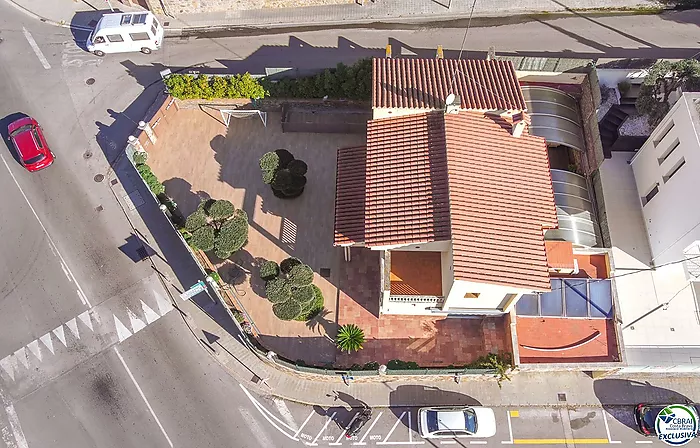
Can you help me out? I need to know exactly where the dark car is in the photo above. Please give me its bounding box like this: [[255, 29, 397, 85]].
[[7, 117, 54, 172], [634, 403, 700, 436]]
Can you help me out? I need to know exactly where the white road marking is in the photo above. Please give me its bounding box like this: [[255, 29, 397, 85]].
[[113, 347, 173, 448], [1, 391, 28, 448], [39, 332, 55, 354], [153, 289, 173, 315], [60, 262, 72, 282], [354, 411, 383, 445], [330, 411, 358, 445], [470, 442, 487, 445], [441, 442, 457, 445], [0, 355, 16, 381], [273, 398, 298, 431], [602, 409, 622, 443], [0, 154, 92, 307], [114, 315, 133, 342], [294, 410, 316, 439], [239, 384, 299, 441], [13, 348, 28, 370], [65, 318, 79, 339], [307, 411, 336, 446], [141, 300, 161, 324], [501, 410, 514, 444], [238, 407, 275, 447], [22, 27, 51, 69], [127, 308, 147, 333], [378, 411, 406, 445], [78, 310, 94, 331], [635, 442, 653, 444], [25, 340, 42, 361], [77, 289, 88, 306], [52, 325, 67, 346], [407, 411, 424, 444]]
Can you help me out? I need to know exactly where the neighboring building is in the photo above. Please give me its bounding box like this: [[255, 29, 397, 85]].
[[600, 92, 700, 371], [334, 58, 559, 316]]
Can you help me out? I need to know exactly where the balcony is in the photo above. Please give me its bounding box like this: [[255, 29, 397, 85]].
[[383, 250, 445, 315]]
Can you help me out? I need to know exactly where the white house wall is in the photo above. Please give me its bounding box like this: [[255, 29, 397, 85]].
[[442, 279, 529, 313], [630, 93, 700, 266]]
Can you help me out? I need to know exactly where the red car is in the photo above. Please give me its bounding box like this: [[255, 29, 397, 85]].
[[7, 117, 54, 172]]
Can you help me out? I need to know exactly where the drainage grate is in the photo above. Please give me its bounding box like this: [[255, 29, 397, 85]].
[[558, 393, 567, 402], [320, 268, 331, 278], [93, 174, 105, 183], [111, 179, 118, 186], [95, 205, 103, 212], [136, 247, 148, 261], [86, 78, 95, 86]]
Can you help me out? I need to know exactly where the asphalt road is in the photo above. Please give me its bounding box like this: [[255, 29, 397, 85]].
[[1, 3, 700, 447]]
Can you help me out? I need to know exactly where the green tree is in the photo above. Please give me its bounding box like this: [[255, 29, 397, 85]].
[[259, 260, 280, 281], [190, 226, 215, 251], [636, 59, 700, 126], [185, 210, 207, 232], [208, 199, 235, 222], [336, 324, 365, 354]]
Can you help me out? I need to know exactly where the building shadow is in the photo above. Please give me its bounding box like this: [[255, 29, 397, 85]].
[[69, 10, 122, 50], [388, 385, 481, 423], [0, 112, 29, 166]]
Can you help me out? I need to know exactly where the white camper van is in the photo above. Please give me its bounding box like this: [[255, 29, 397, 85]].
[[86, 12, 164, 56]]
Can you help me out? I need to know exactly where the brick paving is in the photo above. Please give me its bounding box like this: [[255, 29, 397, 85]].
[[336, 247, 509, 368], [145, 106, 365, 366]]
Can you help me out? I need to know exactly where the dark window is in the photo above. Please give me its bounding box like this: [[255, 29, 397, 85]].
[[516, 294, 538, 316], [426, 411, 439, 433], [564, 279, 588, 317], [540, 280, 563, 316], [663, 158, 686, 183], [107, 34, 124, 43], [642, 184, 659, 206], [463, 410, 477, 433], [129, 32, 150, 41], [653, 120, 675, 147], [31, 129, 44, 148], [24, 154, 45, 165], [658, 138, 680, 165], [151, 24, 157, 36], [120, 14, 132, 25], [589, 280, 613, 318], [133, 13, 148, 24], [10, 124, 32, 136]]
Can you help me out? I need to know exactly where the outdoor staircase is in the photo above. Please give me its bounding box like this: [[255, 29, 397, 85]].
[[599, 104, 647, 157]]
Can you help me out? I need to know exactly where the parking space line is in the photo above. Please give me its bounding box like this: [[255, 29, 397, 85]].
[[239, 385, 299, 441], [470, 442, 488, 445], [502, 410, 514, 444], [294, 410, 315, 439], [440, 442, 457, 445], [377, 411, 406, 445], [354, 411, 383, 445], [602, 409, 622, 444], [512, 439, 609, 444], [330, 411, 358, 446], [408, 411, 425, 445], [307, 412, 336, 446], [635, 441, 653, 444], [22, 27, 51, 69]]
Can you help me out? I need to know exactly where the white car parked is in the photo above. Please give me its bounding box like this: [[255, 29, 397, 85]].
[[86, 12, 164, 56], [417, 406, 497, 439]]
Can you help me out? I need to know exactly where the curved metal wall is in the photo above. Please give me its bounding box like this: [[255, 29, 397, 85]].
[[546, 169, 599, 247], [522, 86, 585, 152]]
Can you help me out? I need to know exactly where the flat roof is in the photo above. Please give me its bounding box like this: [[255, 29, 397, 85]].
[[96, 12, 153, 31]]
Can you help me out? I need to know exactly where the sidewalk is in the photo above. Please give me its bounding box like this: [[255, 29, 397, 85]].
[[4, 0, 665, 32]]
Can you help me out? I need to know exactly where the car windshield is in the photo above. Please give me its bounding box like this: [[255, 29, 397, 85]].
[[10, 124, 32, 136], [24, 154, 45, 165], [464, 409, 477, 433], [642, 407, 662, 430]]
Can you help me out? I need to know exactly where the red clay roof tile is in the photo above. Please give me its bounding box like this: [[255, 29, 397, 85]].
[[373, 58, 527, 111], [334, 146, 367, 246]]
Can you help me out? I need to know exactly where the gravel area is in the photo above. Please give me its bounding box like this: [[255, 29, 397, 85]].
[[619, 114, 652, 136], [597, 86, 619, 122]]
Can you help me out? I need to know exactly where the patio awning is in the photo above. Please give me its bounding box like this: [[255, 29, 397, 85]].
[[521, 85, 585, 152], [546, 169, 600, 248]]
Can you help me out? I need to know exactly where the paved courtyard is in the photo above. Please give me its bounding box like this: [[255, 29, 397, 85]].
[[145, 105, 364, 365]]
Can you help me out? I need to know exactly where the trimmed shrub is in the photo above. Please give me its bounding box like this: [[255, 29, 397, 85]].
[[208, 199, 235, 221], [292, 285, 315, 304], [185, 210, 207, 232], [288, 264, 314, 287], [164, 73, 267, 100], [133, 152, 148, 165], [262, 169, 275, 184], [386, 359, 420, 370], [288, 159, 308, 176], [280, 257, 302, 274], [259, 152, 280, 172], [265, 278, 291, 303], [214, 209, 248, 258], [259, 260, 280, 281], [272, 299, 302, 321], [190, 226, 215, 251], [295, 285, 325, 321], [274, 149, 294, 168]]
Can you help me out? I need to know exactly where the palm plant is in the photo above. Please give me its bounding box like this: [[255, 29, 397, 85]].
[[336, 324, 365, 354]]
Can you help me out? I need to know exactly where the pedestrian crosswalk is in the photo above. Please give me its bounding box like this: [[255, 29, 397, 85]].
[[0, 273, 175, 398]]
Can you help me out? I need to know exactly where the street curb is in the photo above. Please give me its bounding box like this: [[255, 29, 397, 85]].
[[2, 0, 93, 31]]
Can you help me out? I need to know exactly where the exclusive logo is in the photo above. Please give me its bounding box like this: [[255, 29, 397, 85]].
[[655, 405, 698, 446]]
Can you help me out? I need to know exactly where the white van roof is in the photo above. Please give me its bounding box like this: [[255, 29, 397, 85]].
[[95, 12, 155, 32]]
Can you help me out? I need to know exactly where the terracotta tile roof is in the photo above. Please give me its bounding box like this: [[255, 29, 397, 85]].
[[373, 58, 526, 112], [364, 113, 451, 246], [444, 112, 558, 291], [334, 146, 368, 246], [545, 241, 575, 270]]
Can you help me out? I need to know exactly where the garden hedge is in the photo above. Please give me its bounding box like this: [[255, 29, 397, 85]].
[[164, 73, 267, 100], [190, 226, 215, 251], [272, 299, 302, 321], [259, 260, 280, 281], [265, 278, 292, 303]]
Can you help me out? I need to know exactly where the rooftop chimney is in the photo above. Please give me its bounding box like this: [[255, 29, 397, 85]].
[[512, 119, 526, 138]]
